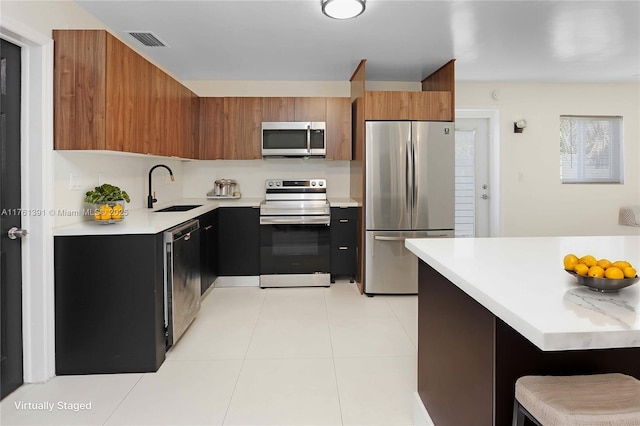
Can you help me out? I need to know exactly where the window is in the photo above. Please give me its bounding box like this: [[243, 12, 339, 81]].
[[560, 115, 623, 183]]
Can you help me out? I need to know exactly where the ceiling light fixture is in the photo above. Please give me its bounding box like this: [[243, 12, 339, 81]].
[[321, 0, 366, 20]]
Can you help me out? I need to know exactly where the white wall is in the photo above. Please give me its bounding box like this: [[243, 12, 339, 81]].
[[54, 152, 184, 227], [183, 80, 422, 97], [184, 80, 349, 97], [457, 82, 640, 237], [1, 1, 105, 38], [183, 159, 351, 199]]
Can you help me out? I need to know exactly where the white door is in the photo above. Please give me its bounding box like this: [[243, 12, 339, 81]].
[[455, 118, 491, 237]]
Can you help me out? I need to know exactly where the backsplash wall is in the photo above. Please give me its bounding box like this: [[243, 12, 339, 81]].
[[182, 159, 351, 199], [53, 153, 351, 228], [54, 151, 184, 227]]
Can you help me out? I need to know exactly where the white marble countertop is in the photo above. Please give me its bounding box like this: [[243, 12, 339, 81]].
[[405, 236, 640, 351], [329, 198, 359, 208], [53, 198, 263, 236], [53, 196, 358, 236]]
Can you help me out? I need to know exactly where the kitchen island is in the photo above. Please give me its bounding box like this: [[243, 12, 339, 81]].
[[405, 236, 640, 426]]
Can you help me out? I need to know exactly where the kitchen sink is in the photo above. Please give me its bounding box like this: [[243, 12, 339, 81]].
[[154, 204, 202, 212]]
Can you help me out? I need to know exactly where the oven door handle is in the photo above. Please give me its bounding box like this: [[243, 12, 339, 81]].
[[260, 215, 330, 225]]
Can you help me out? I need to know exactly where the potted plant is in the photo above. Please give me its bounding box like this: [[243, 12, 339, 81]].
[[84, 183, 130, 223]]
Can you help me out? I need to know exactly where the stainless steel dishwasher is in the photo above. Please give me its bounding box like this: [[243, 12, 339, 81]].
[[164, 219, 201, 347]]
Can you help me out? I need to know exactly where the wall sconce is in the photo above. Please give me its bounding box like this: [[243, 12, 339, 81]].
[[514, 120, 527, 133]]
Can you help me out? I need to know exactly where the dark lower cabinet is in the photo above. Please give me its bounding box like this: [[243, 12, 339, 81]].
[[54, 233, 166, 375], [330, 207, 358, 282], [199, 210, 219, 294], [218, 207, 260, 276]]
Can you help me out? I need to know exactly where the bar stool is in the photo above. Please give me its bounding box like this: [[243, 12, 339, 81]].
[[514, 373, 640, 425]]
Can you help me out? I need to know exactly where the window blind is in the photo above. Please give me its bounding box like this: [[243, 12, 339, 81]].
[[560, 115, 623, 183]]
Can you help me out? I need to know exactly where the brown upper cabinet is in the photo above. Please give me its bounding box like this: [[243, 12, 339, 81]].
[[364, 91, 409, 120], [223, 97, 262, 160], [325, 97, 352, 160], [53, 30, 198, 158], [261, 97, 327, 122], [294, 97, 327, 122], [408, 91, 452, 121], [261, 97, 295, 122], [364, 91, 451, 121], [199, 96, 351, 161], [363, 60, 455, 122], [198, 97, 224, 160]]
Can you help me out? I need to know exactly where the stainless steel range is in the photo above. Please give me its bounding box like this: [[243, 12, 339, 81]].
[[259, 179, 331, 288]]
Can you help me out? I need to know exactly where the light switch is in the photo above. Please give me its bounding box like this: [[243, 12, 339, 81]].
[[69, 173, 82, 190]]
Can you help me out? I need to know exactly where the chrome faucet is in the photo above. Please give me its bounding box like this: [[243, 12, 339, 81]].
[[148, 164, 175, 208]]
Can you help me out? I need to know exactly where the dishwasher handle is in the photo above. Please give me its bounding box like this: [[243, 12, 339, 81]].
[[165, 219, 200, 242]]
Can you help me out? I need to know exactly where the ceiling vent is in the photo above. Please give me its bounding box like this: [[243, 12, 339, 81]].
[[126, 31, 168, 47]]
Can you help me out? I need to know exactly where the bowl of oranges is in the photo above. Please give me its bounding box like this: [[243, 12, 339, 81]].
[[563, 254, 639, 292]]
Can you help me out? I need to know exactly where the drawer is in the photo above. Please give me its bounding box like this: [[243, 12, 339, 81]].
[[331, 225, 357, 246], [331, 207, 357, 223], [331, 246, 357, 275]]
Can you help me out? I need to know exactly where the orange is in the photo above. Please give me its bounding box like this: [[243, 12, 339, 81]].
[[579, 255, 597, 267], [574, 264, 589, 276], [588, 265, 605, 278], [604, 266, 624, 280], [596, 259, 612, 269], [563, 254, 579, 270], [623, 266, 637, 279], [612, 260, 632, 270], [98, 204, 112, 220], [111, 204, 123, 219]]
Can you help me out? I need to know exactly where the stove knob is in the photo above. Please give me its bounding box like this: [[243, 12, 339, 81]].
[[268, 181, 274, 187], [311, 181, 316, 186], [319, 181, 324, 187], [276, 181, 281, 186]]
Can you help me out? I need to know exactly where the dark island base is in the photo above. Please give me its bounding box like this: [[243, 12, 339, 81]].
[[418, 261, 640, 426]]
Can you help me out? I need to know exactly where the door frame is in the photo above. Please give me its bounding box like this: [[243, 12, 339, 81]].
[[0, 17, 55, 383], [455, 109, 501, 237]]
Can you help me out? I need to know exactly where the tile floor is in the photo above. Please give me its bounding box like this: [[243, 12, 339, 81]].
[[0, 281, 419, 426]]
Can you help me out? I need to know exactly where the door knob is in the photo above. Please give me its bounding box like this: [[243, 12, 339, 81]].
[[480, 194, 489, 200], [8, 227, 28, 240]]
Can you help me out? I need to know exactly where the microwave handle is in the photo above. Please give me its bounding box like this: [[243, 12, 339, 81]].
[[306, 123, 311, 154]]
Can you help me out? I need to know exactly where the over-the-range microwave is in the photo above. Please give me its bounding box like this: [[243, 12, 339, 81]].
[[261, 122, 326, 158]]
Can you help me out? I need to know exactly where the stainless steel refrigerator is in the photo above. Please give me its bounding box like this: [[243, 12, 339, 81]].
[[365, 121, 455, 295]]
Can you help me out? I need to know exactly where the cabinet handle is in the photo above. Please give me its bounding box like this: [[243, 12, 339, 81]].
[[339, 219, 349, 223], [339, 246, 349, 250], [204, 225, 213, 231]]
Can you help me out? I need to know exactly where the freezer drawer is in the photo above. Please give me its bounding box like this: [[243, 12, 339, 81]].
[[365, 230, 453, 295]]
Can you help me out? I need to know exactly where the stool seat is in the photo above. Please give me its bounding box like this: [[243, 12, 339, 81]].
[[515, 373, 640, 426]]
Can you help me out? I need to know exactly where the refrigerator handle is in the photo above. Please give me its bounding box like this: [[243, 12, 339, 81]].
[[412, 139, 417, 220], [406, 138, 413, 215], [374, 235, 406, 242]]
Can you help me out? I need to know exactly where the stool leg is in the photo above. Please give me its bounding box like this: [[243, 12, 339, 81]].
[[513, 400, 543, 426], [513, 400, 526, 426]]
